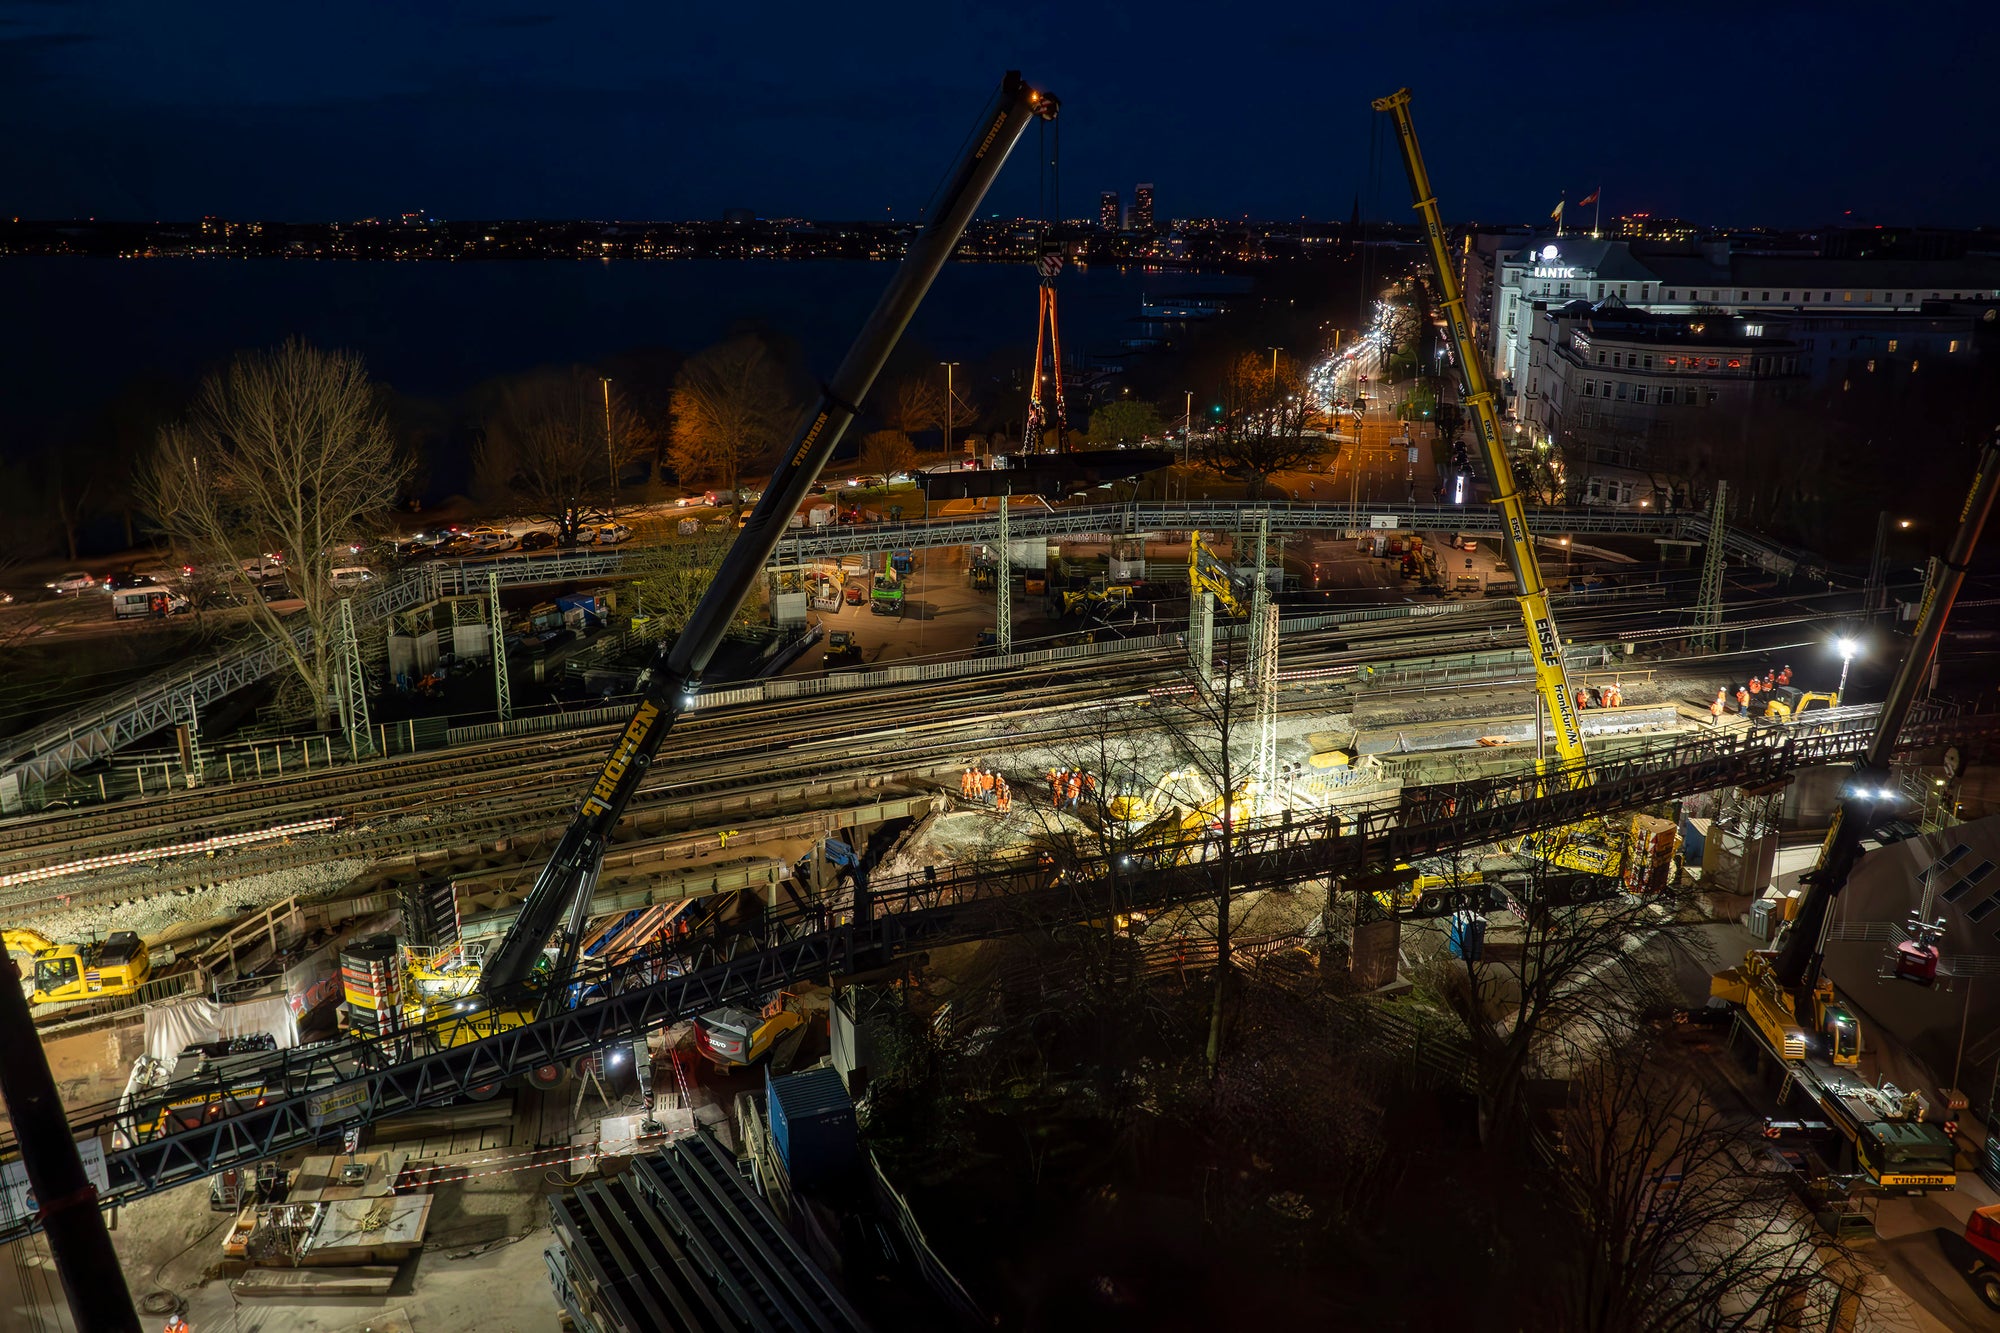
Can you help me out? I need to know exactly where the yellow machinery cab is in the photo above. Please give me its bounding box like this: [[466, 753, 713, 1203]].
[[29, 931, 150, 1005]]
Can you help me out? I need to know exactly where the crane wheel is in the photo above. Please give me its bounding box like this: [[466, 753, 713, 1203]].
[[527, 1062, 570, 1091], [461, 1081, 502, 1102]]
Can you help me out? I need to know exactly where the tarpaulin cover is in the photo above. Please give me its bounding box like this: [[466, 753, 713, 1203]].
[[144, 993, 298, 1062]]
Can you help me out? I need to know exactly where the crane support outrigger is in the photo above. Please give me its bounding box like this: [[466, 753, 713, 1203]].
[[1373, 88, 1585, 763], [478, 73, 1060, 1005]]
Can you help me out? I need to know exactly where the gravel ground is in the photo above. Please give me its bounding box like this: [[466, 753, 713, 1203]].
[[19, 856, 370, 944]]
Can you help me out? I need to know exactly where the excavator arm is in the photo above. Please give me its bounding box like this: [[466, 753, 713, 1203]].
[[1372, 88, 1585, 763], [478, 73, 1060, 1005]]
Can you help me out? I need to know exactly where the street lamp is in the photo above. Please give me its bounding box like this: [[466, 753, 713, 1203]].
[[599, 377, 616, 521], [940, 361, 961, 462], [1835, 637, 1860, 697]]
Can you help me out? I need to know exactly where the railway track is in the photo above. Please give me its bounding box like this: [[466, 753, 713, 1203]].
[[0, 594, 1697, 909]]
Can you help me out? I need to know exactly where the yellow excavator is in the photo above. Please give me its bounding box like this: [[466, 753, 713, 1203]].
[[1188, 532, 1250, 618], [1759, 687, 1839, 720], [695, 993, 806, 1067], [4, 928, 151, 1005], [1057, 578, 1137, 617]]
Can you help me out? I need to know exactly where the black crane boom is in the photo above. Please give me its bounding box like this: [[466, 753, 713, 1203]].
[[479, 73, 1058, 1002]]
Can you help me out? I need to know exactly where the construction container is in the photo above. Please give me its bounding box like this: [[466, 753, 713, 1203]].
[[765, 1066, 857, 1190]]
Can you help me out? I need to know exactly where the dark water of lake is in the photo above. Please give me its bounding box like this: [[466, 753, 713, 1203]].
[[0, 257, 1250, 464]]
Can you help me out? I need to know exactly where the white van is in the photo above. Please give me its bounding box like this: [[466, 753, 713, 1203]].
[[329, 567, 376, 590], [112, 587, 187, 620]]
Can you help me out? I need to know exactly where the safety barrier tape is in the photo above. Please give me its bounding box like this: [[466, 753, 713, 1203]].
[[0, 816, 342, 888]]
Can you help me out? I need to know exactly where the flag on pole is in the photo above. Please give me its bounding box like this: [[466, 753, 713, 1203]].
[[1577, 188, 1600, 207], [1550, 200, 1565, 220]]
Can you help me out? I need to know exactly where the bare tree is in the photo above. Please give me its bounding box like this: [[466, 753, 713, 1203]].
[[1407, 828, 1713, 1139], [666, 336, 798, 503], [1197, 352, 1324, 498], [622, 527, 736, 635], [140, 340, 409, 729], [1528, 1039, 1856, 1333], [858, 429, 918, 479], [887, 377, 945, 436], [38, 447, 98, 563], [476, 369, 654, 543]]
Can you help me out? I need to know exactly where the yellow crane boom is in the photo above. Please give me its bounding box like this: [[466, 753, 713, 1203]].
[[1372, 88, 1585, 762]]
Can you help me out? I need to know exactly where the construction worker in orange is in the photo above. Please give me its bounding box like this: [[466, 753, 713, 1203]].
[[1777, 663, 1792, 687], [981, 769, 997, 805], [1736, 685, 1750, 713], [1082, 771, 1098, 804], [1711, 690, 1725, 726], [1746, 676, 1761, 700], [960, 769, 973, 800], [996, 778, 1012, 815], [1574, 686, 1590, 713], [1066, 770, 1083, 809], [1047, 768, 1062, 804], [1603, 681, 1621, 708]]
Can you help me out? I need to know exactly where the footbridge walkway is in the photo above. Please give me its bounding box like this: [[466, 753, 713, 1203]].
[[0, 500, 1824, 809]]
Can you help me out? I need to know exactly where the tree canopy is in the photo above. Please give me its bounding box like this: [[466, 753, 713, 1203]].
[[666, 335, 799, 500]]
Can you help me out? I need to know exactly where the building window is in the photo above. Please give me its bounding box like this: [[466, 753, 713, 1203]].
[[1596, 283, 1604, 299], [1888, 339, 1898, 352], [1615, 382, 1627, 400], [1867, 359, 1876, 372], [1782, 291, 1791, 301], [1666, 289, 1677, 300], [1950, 339, 1961, 353], [1761, 291, 1770, 301], [1744, 323, 1764, 337], [1803, 291, 1812, 303], [1823, 292, 1832, 302], [1597, 350, 1606, 365], [1707, 390, 1718, 405], [1582, 379, 1596, 397], [1559, 282, 1571, 297], [1911, 360, 1920, 372], [1633, 386, 1647, 404], [1619, 284, 1629, 300], [1843, 291, 1852, 302], [1643, 354, 1653, 369], [1905, 292, 1914, 303], [1660, 387, 1676, 405]]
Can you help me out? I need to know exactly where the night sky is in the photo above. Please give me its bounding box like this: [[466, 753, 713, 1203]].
[[5, 0, 1996, 227]]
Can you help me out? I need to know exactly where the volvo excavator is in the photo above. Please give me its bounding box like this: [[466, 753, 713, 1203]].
[[354, 75, 1061, 1050]]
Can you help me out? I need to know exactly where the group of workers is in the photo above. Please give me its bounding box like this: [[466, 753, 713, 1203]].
[[1047, 767, 1098, 810], [959, 767, 1013, 814], [1573, 680, 1626, 711], [1706, 664, 1795, 723]]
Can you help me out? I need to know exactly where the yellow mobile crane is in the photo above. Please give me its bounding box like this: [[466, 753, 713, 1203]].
[[1372, 89, 1585, 765]]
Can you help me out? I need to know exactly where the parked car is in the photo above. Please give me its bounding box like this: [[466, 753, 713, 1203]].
[[103, 570, 161, 593], [592, 523, 632, 545], [807, 481, 828, 496], [45, 571, 96, 595], [843, 583, 866, 606], [435, 535, 480, 558], [329, 567, 377, 590], [467, 525, 518, 552], [519, 530, 558, 552]]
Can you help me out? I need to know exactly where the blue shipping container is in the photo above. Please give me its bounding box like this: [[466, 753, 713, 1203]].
[[766, 1066, 858, 1190]]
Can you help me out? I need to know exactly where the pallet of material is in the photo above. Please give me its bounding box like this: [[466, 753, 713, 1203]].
[[231, 1265, 399, 1299]]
